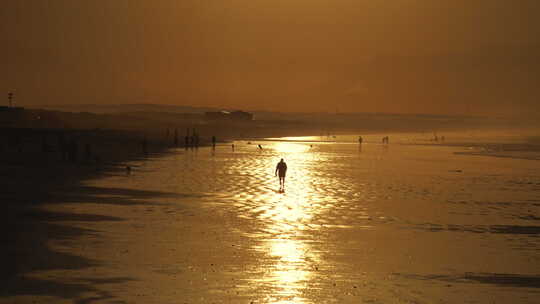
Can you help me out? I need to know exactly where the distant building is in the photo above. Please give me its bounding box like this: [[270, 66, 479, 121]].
[[205, 110, 253, 121], [205, 110, 230, 120], [230, 110, 253, 120]]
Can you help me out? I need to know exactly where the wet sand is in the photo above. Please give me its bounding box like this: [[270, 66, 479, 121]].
[[2, 135, 540, 303]]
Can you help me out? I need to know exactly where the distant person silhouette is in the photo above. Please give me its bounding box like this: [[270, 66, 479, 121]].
[[193, 131, 199, 148], [275, 158, 287, 191]]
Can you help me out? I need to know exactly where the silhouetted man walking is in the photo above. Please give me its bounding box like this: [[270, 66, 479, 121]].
[[275, 158, 287, 191]]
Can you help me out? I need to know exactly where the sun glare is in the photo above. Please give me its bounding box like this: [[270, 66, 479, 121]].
[[273, 142, 311, 153]]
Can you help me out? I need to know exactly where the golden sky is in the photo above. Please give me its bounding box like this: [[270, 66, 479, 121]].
[[1, 1, 539, 116]]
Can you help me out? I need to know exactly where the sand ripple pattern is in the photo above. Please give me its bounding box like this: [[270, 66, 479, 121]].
[[192, 144, 378, 235]]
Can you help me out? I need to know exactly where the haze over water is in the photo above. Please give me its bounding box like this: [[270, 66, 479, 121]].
[[83, 133, 540, 303]]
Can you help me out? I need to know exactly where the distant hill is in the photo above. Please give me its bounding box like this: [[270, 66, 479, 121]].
[[31, 103, 477, 120], [29, 103, 221, 114], [24, 103, 539, 132]]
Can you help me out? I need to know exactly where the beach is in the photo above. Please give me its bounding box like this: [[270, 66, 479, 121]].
[[1, 131, 539, 303], [3, 1, 540, 301]]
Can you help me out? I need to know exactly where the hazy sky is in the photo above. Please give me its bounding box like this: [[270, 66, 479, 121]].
[[1, 1, 539, 116]]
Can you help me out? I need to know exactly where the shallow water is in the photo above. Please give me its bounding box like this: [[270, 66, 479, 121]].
[[90, 135, 540, 303]]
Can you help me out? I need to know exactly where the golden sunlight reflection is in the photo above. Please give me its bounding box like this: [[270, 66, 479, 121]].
[[249, 141, 328, 303], [269, 136, 323, 142], [273, 142, 311, 154], [217, 139, 363, 302], [258, 229, 315, 303]]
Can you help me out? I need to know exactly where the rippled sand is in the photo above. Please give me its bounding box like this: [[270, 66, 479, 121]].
[[17, 135, 540, 303]]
